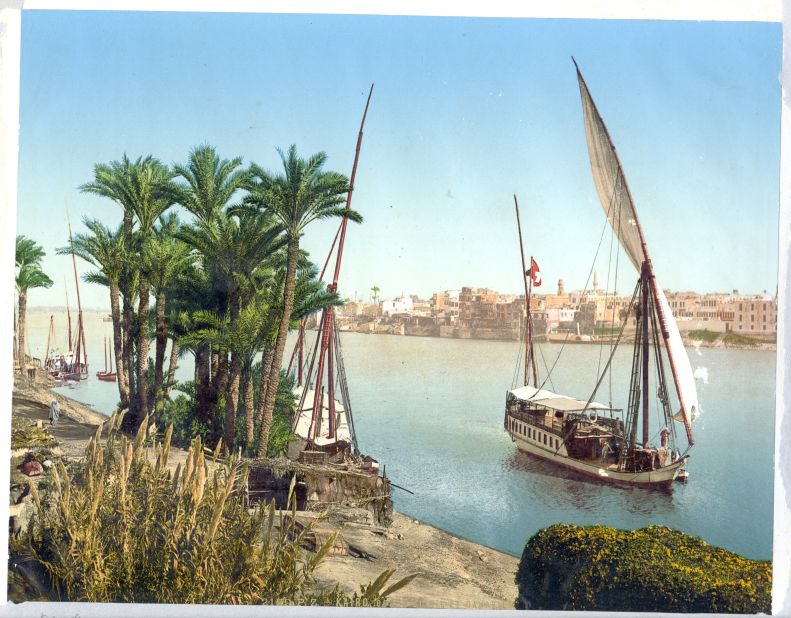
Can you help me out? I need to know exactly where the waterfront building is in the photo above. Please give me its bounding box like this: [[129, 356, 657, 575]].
[[381, 295, 413, 316]]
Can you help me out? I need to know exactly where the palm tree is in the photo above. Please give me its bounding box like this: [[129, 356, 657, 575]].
[[15, 236, 53, 368], [370, 285, 380, 303], [171, 144, 251, 226], [127, 156, 177, 425], [246, 145, 359, 457], [57, 219, 129, 407], [170, 145, 253, 423], [145, 213, 194, 414], [81, 155, 140, 413]]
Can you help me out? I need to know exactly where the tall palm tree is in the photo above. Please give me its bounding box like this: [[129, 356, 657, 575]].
[[146, 213, 194, 414], [57, 219, 129, 407], [170, 145, 253, 423], [127, 156, 177, 425], [246, 145, 358, 457], [80, 155, 139, 413], [171, 144, 251, 226], [180, 209, 285, 431], [15, 236, 52, 367]]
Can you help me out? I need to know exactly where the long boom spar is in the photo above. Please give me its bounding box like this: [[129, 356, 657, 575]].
[[573, 59, 695, 446]]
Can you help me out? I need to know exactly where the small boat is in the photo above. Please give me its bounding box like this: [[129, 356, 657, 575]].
[[504, 61, 698, 488], [96, 337, 117, 381]]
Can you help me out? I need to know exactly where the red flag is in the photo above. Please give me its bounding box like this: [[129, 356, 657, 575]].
[[526, 258, 542, 287]]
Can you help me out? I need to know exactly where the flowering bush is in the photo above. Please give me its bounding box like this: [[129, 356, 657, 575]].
[[516, 523, 770, 613]]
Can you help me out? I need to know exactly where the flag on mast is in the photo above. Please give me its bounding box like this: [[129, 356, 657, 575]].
[[526, 258, 542, 287]]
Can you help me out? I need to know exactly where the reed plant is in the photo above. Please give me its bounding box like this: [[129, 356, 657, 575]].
[[16, 412, 414, 605]]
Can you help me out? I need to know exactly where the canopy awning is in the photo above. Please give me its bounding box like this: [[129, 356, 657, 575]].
[[508, 385, 614, 412], [293, 386, 353, 447]]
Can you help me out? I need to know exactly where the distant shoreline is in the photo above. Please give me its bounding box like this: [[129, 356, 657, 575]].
[[334, 323, 776, 352]]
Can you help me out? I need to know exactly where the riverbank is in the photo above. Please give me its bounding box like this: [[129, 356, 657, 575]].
[[335, 318, 776, 351], [8, 372, 519, 609]]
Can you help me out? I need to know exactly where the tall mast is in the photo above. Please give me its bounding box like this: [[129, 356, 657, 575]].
[[641, 263, 650, 446], [514, 195, 537, 387], [45, 316, 53, 365], [67, 214, 88, 373], [306, 84, 373, 446], [65, 279, 72, 353]]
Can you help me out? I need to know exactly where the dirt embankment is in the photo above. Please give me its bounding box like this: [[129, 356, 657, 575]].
[[10, 375, 520, 610]]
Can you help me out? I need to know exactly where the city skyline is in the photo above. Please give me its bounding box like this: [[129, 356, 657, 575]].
[[15, 12, 781, 309]]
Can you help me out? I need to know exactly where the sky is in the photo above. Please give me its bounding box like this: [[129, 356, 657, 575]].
[[15, 11, 781, 309]]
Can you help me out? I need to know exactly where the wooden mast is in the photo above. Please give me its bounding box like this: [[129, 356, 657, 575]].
[[307, 84, 373, 446], [641, 262, 650, 447], [514, 195, 537, 387], [65, 280, 72, 353], [45, 316, 53, 366], [67, 215, 87, 377]]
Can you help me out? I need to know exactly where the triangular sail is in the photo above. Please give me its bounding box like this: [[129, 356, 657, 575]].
[[574, 60, 697, 446]]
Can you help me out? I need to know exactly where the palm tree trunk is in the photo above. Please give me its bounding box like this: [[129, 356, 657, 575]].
[[255, 345, 275, 422], [224, 353, 241, 449], [121, 214, 136, 414], [17, 290, 27, 372], [257, 237, 300, 457], [196, 345, 211, 422], [164, 338, 180, 400], [242, 366, 255, 451], [135, 275, 151, 424], [109, 280, 129, 408], [153, 288, 167, 412], [122, 291, 136, 412]]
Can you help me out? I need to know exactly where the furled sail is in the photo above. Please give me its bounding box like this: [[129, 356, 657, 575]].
[[574, 60, 697, 445]]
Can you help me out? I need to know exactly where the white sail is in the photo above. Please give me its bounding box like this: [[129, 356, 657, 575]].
[[574, 61, 697, 444], [655, 287, 700, 423]]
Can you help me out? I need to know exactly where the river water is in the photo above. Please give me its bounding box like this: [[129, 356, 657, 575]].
[[27, 313, 775, 560]]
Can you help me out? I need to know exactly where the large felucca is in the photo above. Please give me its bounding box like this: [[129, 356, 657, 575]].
[[287, 85, 377, 472], [504, 62, 698, 488]]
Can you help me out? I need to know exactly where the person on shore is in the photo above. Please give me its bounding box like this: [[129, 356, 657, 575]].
[[49, 399, 60, 426]]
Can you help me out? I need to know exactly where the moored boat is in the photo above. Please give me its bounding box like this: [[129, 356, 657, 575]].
[[286, 85, 377, 474], [503, 61, 698, 488]]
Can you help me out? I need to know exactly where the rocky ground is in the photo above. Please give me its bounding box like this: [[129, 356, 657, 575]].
[[9, 370, 519, 610]]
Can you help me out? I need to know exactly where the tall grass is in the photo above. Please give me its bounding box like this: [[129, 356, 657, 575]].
[[15, 412, 415, 605]]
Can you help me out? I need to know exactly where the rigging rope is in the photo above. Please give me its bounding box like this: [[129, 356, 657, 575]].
[[537, 180, 618, 393]]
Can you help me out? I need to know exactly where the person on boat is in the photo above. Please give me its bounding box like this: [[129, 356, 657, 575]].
[[49, 399, 60, 426]]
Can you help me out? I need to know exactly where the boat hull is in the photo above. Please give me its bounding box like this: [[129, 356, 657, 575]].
[[509, 432, 687, 487]]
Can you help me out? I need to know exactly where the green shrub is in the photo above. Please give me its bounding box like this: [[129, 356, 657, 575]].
[[13, 413, 414, 605], [688, 329, 720, 343], [723, 333, 760, 347], [516, 524, 770, 613]]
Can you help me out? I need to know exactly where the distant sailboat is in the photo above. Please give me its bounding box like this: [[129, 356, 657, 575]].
[[503, 61, 697, 488], [96, 337, 117, 382]]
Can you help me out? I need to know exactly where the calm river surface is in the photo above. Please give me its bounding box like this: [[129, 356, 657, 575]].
[[36, 319, 774, 560]]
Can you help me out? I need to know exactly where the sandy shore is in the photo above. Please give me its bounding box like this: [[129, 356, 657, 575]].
[[9, 372, 519, 610]]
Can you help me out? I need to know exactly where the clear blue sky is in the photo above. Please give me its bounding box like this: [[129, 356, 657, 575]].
[[16, 11, 781, 308]]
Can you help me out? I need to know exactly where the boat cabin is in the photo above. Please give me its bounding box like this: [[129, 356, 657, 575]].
[[505, 385, 625, 465]]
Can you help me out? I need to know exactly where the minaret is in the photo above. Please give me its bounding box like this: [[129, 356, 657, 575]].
[[558, 279, 565, 296], [593, 271, 599, 291]]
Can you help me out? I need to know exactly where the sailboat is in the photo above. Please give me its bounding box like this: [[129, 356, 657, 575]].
[[286, 85, 377, 472], [96, 337, 118, 381], [503, 61, 698, 488]]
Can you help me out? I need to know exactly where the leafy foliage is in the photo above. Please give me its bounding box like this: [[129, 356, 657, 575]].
[[687, 329, 720, 343], [515, 523, 771, 613], [14, 413, 413, 605]]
